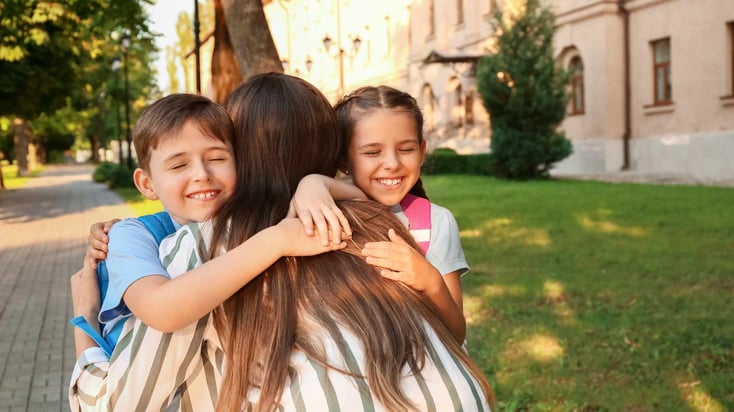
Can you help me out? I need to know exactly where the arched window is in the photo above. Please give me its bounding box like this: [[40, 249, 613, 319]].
[[454, 82, 463, 127], [422, 84, 435, 131], [465, 91, 475, 125], [569, 56, 585, 114]]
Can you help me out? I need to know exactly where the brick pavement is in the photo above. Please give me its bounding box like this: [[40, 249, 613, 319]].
[[0, 164, 134, 412]]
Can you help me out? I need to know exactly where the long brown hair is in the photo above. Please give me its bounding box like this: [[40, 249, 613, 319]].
[[210, 72, 342, 410], [210, 73, 493, 410], [334, 85, 428, 199], [216, 200, 494, 411]]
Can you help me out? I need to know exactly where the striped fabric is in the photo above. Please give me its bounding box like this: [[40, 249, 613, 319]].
[[70, 221, 491, 411]]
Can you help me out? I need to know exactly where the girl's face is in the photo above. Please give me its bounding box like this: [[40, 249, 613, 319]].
[[347, 109, 426, 207]]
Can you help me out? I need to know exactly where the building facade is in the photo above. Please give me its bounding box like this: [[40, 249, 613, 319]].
[[248, 0, 734, 181]]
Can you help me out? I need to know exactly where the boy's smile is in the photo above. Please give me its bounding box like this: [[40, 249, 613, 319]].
[[135, 121, 236, 225]]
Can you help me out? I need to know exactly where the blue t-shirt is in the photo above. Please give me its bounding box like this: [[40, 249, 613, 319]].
[[99, 217, 181, 330]]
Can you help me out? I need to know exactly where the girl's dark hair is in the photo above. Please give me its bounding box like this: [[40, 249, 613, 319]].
[[209, 72, 342, 410], [211, 72, 341, 255], [334, 85, 428, 199]]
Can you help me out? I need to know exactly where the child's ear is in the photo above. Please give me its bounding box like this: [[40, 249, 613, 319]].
[[338, 160, 352, 176], [133, 168, 159, 201]]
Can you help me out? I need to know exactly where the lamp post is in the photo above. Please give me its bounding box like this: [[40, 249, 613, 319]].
[[193, 0, 202, 94], [111, 58, 124, 165], [321, 1, 362, 97], [121, 31, 133, 169]]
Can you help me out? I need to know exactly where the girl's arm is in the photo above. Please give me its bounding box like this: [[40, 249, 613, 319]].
[[70, 259, 102, 357], [123, 218, 345, 332], [361, 229, 466, 342], [290, 174, 367, 245]]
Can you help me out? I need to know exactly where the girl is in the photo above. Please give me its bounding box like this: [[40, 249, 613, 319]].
[[335, 86, 469, 342]]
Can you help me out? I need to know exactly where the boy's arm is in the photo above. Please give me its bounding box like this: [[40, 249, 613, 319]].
[[123, 218, 345, 332], [362, 229, 467, 342], [290, 174, 367, 246]]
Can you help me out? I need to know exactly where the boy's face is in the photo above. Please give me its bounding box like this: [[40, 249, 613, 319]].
[[134, 121, 236, 225], [346, 109, 426, 207]]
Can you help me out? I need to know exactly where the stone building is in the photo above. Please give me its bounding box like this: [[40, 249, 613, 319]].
[[189, 0, 734, 181]]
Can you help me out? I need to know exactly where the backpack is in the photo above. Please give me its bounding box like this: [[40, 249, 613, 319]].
[[69, 211, 176, 357], [400, 194, 432, 255]]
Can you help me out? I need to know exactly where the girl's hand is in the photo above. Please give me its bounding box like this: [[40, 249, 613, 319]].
[[275, 217, 347, 256], [361, 229, 443, 293], [70, 262, 101, 322], [86, 219, 120, 268], [290, 175, 352, 246]]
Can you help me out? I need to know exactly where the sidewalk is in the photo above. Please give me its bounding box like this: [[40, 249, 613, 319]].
[[0, 164, 133, 411]]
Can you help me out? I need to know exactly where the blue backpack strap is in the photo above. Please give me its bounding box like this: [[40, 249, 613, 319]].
[[70, 211, 175, 357], [138, 211, 176, 244], [69, 316, 114, 357]]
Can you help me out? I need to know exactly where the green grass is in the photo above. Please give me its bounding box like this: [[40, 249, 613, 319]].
[[422, 175, 734, 411], [114, 187, 163, 216], [1, 162, 43, 189]]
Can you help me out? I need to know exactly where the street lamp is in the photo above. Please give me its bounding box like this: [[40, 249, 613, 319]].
[[121, 31, 133, 169], [111, 58, 124, 165], [193, 0, 202, 94], [321, 1, 362, 97]]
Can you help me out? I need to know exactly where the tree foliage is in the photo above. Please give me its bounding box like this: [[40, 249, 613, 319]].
[[0, 0, 158, 174], [477, 0, 572, 179]]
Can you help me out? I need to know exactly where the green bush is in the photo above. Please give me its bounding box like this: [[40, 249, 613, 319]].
[[108, 164, 135, 189], [92, 162, 118, 183], [92, 162, 135, 188], [476, 0, 572, 179], [422, 150, 494, 175]]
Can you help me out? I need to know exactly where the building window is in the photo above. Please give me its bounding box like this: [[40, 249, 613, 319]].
[[652, 38, 672, 104], [457, 0, 464, 25], [452, 80, 463, 128], [422, 84, 435, 131], [428, 0, 435, 36], [465, 91, 474, 125], [729, 22, 734, 95], [569, 56, 585, 114]]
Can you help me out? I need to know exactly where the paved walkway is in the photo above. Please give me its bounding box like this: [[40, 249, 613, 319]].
[[0, 164, 133, 412]]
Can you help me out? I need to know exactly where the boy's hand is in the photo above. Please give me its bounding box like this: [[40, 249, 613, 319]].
[[276, 217, 347, 256], [361, 229, 442, 294], [86, 219, 120, 268], [290, 175, 351, 246]]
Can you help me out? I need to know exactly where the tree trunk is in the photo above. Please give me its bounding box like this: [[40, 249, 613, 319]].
[[211, 0, 244, 105], [12, 117, 30, 177], [221, 0, 282, 81]]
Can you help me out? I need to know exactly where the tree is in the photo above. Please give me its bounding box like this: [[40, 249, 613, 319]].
[[0, 1, 157, 176], [477, 0, 572, 179], [212, 0, 281, 102]]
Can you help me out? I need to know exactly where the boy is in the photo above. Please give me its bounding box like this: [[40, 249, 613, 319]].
[[72, 94, 349, 354]]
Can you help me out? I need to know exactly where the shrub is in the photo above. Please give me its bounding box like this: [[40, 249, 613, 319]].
[[476, 0, 572, 179], [92, 162, 135, 188], [423, 150, 494, 175], [108, 164, 135, 189], [92, 162, 118, 183]]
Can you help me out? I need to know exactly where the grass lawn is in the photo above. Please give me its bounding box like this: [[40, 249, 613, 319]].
[[1, 162, 43, 189], [110, 174, 733, 410], [422, 175, 734, 411]]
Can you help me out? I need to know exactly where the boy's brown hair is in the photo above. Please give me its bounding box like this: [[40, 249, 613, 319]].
[[132, 93, 234, 171]]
